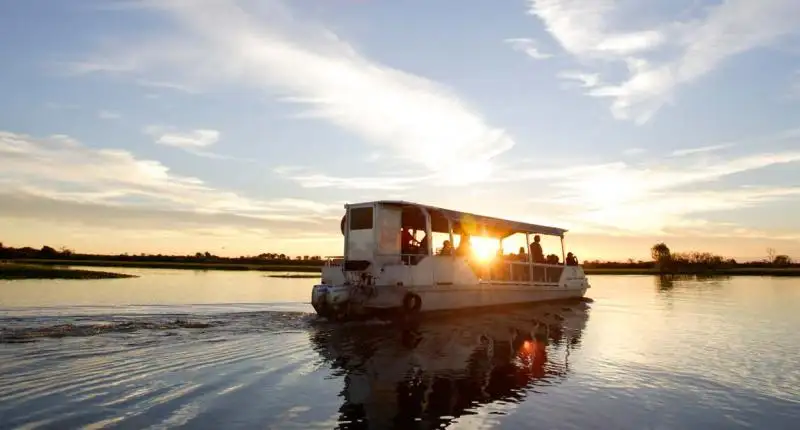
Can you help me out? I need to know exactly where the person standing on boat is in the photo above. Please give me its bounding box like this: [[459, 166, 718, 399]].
[[529, 235, 545, 263], [514, 247, 528, 281]]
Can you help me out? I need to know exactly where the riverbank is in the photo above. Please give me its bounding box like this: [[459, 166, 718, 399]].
[[583, 267, 800, 276], [9, 259, 321, 273], [0, 263, 137, 280], [7, 259, 800, 276]]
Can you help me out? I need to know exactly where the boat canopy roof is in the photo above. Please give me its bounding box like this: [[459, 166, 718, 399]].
[[353, 200, 567, 238]]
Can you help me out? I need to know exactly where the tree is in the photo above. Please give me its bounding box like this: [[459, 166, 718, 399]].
[[651, 243, 672, 273], [40, 245, 58, 257], [767, 248, 776, 263], [651, 243, 671, 262], [774, 255, 792, 266]]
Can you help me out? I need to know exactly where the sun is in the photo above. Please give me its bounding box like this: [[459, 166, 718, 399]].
[[470, 237, 498, 262]]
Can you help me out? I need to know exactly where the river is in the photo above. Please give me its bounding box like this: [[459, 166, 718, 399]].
[[1, 268, 798, 429]]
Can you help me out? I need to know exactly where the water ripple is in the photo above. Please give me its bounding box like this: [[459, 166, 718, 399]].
[[1, 273, 799, 429]]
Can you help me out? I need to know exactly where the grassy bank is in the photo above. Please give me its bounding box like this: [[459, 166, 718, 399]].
[[0, 263, 137, 280], [10, 259, 323, 273], [583, 267, 800, 276]]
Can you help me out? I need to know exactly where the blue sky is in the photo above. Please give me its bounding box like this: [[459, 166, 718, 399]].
[[1, 0, 799, 260]]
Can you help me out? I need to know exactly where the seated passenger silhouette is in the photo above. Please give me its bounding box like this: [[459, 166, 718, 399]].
[[566, 252, 579, 266], [439, 240, 453, 255]]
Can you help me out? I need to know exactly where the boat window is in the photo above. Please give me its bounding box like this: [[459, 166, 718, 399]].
[[349, 207, 373, 230]]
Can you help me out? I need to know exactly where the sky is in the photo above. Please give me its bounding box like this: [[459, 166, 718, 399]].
[[0, 0, 799, 261]]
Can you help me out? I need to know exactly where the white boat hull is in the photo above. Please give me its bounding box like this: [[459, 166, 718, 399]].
[[312, 274, 590, 321], [402, 284, 588, 312]]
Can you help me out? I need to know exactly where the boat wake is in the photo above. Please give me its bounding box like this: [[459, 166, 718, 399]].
[[0, 306, 340, 429]]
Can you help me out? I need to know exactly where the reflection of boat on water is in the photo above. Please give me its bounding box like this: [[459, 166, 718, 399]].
[[309, 301, 591, 429]]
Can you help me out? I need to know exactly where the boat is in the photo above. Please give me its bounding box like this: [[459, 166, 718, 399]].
[[311, 200, 590, 321]]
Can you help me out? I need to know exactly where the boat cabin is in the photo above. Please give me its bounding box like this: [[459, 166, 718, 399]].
[[334, 200, 576, 285]]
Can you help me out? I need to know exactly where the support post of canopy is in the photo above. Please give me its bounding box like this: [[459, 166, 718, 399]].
[[343, 204, 350, 265], [447, 219, 454, 253], [448, 218, 455, 282], [483, 224, 491, 282], [525, 232, 533, 283], [560, 235, 566, 265], [498, 237, 504, 282], [420, 207, 433, 256]]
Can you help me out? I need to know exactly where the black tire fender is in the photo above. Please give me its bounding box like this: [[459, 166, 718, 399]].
[[402, 292, 422, 313]]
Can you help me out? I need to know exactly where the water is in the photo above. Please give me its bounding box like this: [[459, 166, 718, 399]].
[[1, 269, 799, 429]]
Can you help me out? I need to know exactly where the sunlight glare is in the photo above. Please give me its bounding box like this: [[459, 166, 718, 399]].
[[470, 237, 498, 262]]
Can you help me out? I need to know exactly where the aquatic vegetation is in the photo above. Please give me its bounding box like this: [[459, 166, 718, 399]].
[[266, 273, 321, 279], [0, 263, 136, 280]]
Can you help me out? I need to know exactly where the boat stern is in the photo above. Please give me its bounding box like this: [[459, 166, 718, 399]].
[[311, 283, 352, 319], [560, 265, 591, 293], [311, 284, 330, 315]]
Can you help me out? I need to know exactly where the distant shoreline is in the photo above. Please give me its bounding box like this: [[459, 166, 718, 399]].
[[6, 258, 800, 277], [0, 263, 137, 280], [581, 267, 800, 277], [8, 258, 322, 273]]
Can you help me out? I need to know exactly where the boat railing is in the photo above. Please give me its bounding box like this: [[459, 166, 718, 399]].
[[479, 260, 564, 284], [324, 256, 345, 267], [328, 252, 568, 285], [370, 253, 566, 285]]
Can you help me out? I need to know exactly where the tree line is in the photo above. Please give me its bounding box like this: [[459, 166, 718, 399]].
[[0, 243, 327, 267], [1, 241, 794, 270]]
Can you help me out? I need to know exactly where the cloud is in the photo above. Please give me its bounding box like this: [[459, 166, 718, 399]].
[[284, 173, 428, 191], [97, 109, 122, 120], [69, 0, 515, 185], [523, 0, 800, 122], [0, 130, 340, 233], [142, 125, 246, 160], [671, 143, 731, 157], [134, 78, 199, 94], [557, 71, 601, 88], [146, 126, 220, 148], [504, 38, 552, 59], [543, 148, 800, 235]]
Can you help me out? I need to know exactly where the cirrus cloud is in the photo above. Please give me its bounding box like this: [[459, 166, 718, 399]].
[[69, 0, 516, 185], [521, 0, 800, 122]]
